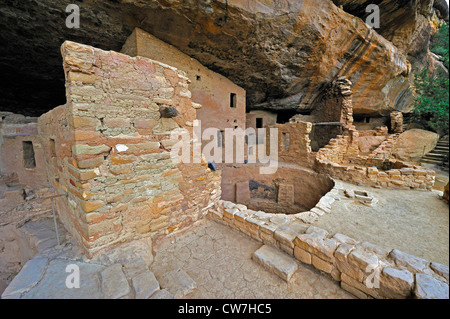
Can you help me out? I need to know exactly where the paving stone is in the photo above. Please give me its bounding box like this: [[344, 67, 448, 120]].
[[414, 273, 449, 299], [252, 245, 298, 282], [149, 289, 174, 299], [124, 259, 149, 279], [21, 259, 104, 299], [132, 271, 160, 299], [2, 257, 48, 297], [101, 264, 131, 299], [158, 268, 197, 299]]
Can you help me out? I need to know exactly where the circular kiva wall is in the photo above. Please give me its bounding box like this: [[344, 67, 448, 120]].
[[220, 165, 334, 214]]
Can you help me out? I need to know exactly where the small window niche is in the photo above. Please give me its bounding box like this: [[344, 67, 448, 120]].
[[196, 75, 201, 81], [49, 138, 56, 158], [256, 118, 263, 129], [217, 130, 224, 148], [23, 141, 36, 169], [230, 93, 237, 108], [282, 132, 290, 151]]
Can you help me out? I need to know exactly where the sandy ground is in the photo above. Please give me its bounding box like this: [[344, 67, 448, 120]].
[[313, 182, 449, 266]]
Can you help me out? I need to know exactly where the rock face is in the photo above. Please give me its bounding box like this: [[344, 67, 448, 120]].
[[391, 129, 440, 162], [0, 0, 446, 116]]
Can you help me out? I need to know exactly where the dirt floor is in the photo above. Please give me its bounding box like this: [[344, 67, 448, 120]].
[[313, 182, 449, 266], [152, 220, 353, 299]]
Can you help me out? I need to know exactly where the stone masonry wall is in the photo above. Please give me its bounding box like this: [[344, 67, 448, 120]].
[[38, 41, 221, 256], [315, 131, 435, 190], [269, 121, 316, 169], [208, 198, 449, 299], [221, 165, 334, 214], [310, 77, 355, 131], [0, 114, 49, 189]]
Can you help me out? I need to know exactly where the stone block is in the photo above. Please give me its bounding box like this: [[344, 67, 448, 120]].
[[100, 264, 131, 299], [77, 156, 104, 169], [312, 255, 333, 274], [132, 271, 160, 299], [73, 144, 111, 156], [73, 116, 100, 129], [294, 232, 338, 263], [274, 221, 308, 248], [104, 117, 130, 128], [294, 246, 312, 264], [149, 289, 174, 299], [379, 268, 414, 299], [158, 268, 197, 299], [1, 257, 48, 298], [431, 262, 449, 282], [80, 200, 105, 213], [414, 273, 449, 299], [389, 249, 430, 274], [252, 245, 298, 282], [341, 273, 381, 299], [295, 212, 319, 224]]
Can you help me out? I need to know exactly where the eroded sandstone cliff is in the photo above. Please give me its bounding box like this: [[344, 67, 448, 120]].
[[0, 0, 447, 116]]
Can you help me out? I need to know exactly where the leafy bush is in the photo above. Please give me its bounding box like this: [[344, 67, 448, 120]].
[[413, 22, 449, 135]]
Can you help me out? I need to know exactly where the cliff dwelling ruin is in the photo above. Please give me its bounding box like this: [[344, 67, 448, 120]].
[[0, 0, 449, 301]]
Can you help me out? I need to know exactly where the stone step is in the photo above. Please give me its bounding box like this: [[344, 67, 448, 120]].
[[158, 268, 196, 299], [421, 158, 443, 164], [423, 153, 447, 159], [252, 245, 298, 282]]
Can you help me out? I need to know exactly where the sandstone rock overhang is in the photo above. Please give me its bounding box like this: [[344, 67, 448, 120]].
[[0, 0, 447, 116]]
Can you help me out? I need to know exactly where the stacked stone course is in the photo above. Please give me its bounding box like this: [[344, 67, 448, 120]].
[[315, 131, 435, 190], [208, 199, 449, 299], [38, 41, 221, 256]]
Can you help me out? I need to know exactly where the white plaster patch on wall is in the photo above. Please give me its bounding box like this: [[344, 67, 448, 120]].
[[116, 144, 128, 153]]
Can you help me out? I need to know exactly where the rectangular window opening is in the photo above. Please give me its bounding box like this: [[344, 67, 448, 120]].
[[49, 138, 56, 158], [23, 141, 36, 169], [217, 130, 224, 148], [282, 133, 290, 152], [230, 93, 237, 108], [256, 118, 263, 129]]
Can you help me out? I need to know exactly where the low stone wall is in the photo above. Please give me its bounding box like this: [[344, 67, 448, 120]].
[[207, 198, 449, 299], [368, 133, 400, 159], [316, 132, 435, 190], [220, 165, 334, 216]]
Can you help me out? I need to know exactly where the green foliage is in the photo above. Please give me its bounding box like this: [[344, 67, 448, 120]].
[[431, 22, 449, 69], [413, 22, 449, 135]]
